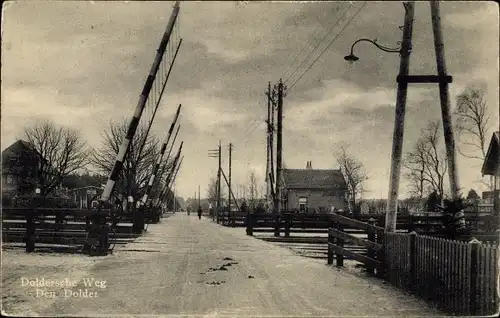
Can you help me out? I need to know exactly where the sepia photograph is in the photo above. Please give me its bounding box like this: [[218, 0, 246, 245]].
[[1, 0, 499, 316]]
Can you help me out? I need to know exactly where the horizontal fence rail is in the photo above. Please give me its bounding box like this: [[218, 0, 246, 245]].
[[327, 214, 385, 275], [1, 206, 170, 253]]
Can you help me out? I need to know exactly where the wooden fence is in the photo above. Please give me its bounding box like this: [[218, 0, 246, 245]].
[[384, 232, 499, 316], [219, 210, 246, 227], [327, 214, 384, 275], [341, 213, 497, 238], [1, 206, 168, 253], [217, 210, 499, 315], [245, 212, 333, 237]]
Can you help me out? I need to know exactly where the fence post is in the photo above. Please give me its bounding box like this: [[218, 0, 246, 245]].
[[274, 212, 280, 237], [409, 231, 417, 291], [246, 211, 253, 236], [367, 218, 376, 275], [85, 216, 91, 231], [55, 210, 64, 241], [25, 212, 35, 253], [284, 214, 290, 238], [469, 238, 481, 316], [336, 221, 344, 267], [327, 215, 334, 265]]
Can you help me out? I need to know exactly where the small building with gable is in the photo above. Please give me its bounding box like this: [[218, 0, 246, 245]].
[[281, 161, 348, 213], [481, 131, 499, 215]]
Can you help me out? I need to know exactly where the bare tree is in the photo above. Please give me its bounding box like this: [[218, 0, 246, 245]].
[[403, 121, 448, 200], [334, 145, 368, 208], [403, 139, 428, 199], [455, 85, 491, 160], [248, 170, 258, 209], [206, 176, 218, 204], [455, 85, 494, 189], [91, 120, 159, 203], [22, 120, 88, 196], [375, 199, 388, 215]]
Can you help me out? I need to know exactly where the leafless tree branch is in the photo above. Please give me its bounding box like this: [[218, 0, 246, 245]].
[[403, 120, 448, 200], [334, 145, 369, 207], [23, 120, 89, 196], [90, 120, 159, 202]]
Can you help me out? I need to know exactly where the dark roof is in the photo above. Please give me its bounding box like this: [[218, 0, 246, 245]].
[[1, 140, 33, 161], [481, 131, 499, 176], [282, 169, 347, 190]]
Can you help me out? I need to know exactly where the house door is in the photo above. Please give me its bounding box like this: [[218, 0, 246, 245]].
[[298, 197, 308, 213]]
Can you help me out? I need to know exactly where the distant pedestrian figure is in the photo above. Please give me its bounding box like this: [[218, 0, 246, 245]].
[[197, 206, 202, 220]]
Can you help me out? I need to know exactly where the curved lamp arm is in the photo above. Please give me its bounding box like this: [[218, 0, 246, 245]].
[[344, 38, 402, 62]]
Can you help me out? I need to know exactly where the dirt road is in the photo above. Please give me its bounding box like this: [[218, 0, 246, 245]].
[[2, 213, 443, 317]]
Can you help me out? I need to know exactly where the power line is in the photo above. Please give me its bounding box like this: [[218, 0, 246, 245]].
[[241, 117, 260, 136], [240, 116, 266, 144], [281, 4, 342, 81], [283, 2, 353, 84], [240, 120, 263, 144], [287, 2, 367, 94]]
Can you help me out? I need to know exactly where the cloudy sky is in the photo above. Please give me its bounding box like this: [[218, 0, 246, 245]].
[[2, 0, 498, 200]]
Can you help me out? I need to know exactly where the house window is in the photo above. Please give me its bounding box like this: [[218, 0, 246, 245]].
[[298, 197, 308, 212]]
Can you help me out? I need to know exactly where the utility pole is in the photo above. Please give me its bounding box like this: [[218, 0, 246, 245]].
[[265, 82, 271, 210], [228, 143, 234, 226], [385, 1, 459, 233], [208, 145, 220, 221], [218, 141, 222, 224], [274, 78, 285, 237], [266, 83, 277, 210], [385, 1, 414, 233], [430, 0, 460, 199], [198, 185, 201, 208]]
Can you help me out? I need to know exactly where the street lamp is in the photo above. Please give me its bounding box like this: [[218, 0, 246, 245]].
[[344, 38, 403, 64]]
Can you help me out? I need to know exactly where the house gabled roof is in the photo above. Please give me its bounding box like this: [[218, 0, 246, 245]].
[[1, 140, 34, 162], [481, 131, 499, 176], [282, 168, 347, 190]]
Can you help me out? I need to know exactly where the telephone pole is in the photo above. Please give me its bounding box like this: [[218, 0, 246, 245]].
[[430, 0, 460, 199], [265, 82, 271, 210], [198, 185, 201, 208], [266, 83, 277, 210], [208, 145, 221, 222], [217, 141, 222, 223], [274, 78, 285, 237], [384, 1, 458, 232], [385, 1, 414, 233], [228, 143, 234, 226]]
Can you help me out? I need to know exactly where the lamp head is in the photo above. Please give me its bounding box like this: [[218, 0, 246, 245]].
[[344, 53, 359, 64]]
